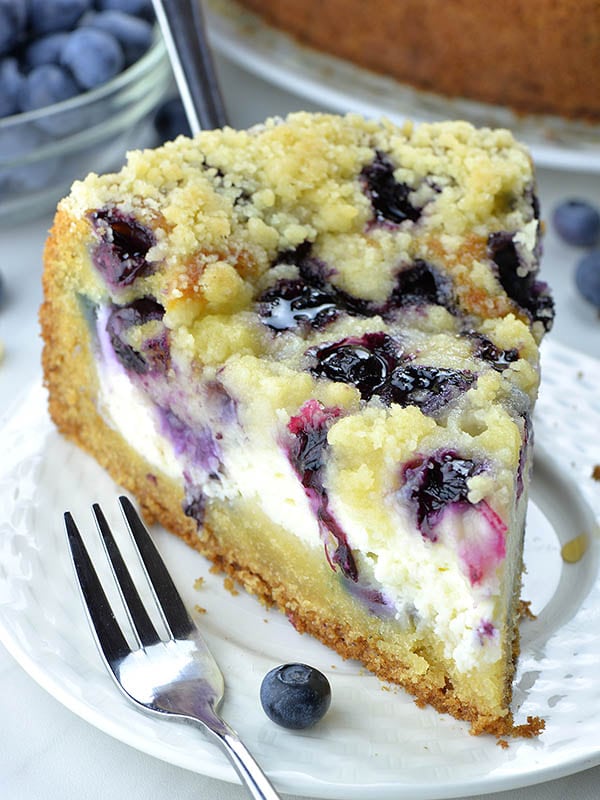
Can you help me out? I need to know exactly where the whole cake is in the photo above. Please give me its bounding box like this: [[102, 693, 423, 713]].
[[234, 0, 600, 121], [41, 112, 553, 736]]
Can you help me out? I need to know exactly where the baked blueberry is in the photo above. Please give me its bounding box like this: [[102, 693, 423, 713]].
[[488, 231, 554, 331], [260, 663, 331, 729], [106, 297, 166, 374], [402, 451, 483, 541], [361, 150, 421, 224], [310, 333, 472, 413], [91, 207, 156, 287], [258, 278, 339, 331], [469, 332, 519, 371], [287, 400, 340, 488], [389, 260, 454, 310], [183, 485, 206, 527], [310, 334, 395, 402], [385, 364, 475, 413]]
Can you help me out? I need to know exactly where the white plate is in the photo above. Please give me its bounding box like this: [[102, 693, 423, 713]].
[[205, 0, 600, 173], [0, 339, 599, 800]]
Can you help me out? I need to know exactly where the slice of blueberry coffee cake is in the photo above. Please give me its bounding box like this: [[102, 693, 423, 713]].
[[41, 112, 552, 736]]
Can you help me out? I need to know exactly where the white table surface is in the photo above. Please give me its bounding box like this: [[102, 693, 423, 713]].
[[1, 54, 599, 800]]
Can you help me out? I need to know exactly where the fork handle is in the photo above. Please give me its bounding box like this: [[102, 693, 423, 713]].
[[219, 730, 283, 800], [201, 720, 282, 800], [151, 0, 228, 133]]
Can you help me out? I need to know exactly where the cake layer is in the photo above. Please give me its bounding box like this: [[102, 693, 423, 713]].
[[41, 112, 552, 735]]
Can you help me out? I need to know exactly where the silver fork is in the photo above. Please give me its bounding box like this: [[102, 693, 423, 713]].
[[64, 496, 281, 800]]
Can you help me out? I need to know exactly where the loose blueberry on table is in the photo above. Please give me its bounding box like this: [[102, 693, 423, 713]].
[[260, 663, 332, 730], [575, 250, 600, 309], [552, 199, 600, 247]]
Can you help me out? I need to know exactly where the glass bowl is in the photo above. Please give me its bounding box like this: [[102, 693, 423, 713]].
[[0, 32, 171, 226]]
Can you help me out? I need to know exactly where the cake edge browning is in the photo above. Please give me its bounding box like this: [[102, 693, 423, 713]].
[[41, 207, 544, 739], [234, 0, 600, 122]]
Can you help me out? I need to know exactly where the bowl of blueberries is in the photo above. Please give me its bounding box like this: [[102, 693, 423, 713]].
[[0, 0, 173, 225]]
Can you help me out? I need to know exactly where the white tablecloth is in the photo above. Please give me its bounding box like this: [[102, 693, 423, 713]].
[[1, 55, 599, 800]]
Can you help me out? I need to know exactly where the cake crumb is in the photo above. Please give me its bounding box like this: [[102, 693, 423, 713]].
[[193, 576, 205, 590], [512, 716, 545, 738], [223, 576, 239, 596], [561, 534, 588, 563], [519, 599, 537, 620], [592, 465, 600, 481], [194, 604, 207, 614], [497, 738, 509, 749]]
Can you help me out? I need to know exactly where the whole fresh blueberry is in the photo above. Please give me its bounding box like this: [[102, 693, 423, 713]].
[[61, 27, 125, 89], [552, 199, 600, 247], [575, 250, 600, 308], [29, 0, 92, 35], [260, 663, 331, 730], [24, 32, 70, 69], [154, 97, 192, 142], [0, 58, 24, 118], [0, 0, 27, 55], [79, 10, 153, 65], [19, 64, 79, 112], [97, 0, 155, 21], [0, 126, 60, 195]]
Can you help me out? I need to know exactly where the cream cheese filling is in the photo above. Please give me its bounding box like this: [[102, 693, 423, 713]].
[[95, 307, 513, 673], [95, 307, 321, 542]]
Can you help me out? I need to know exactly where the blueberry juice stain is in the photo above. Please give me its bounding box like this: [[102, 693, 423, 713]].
[[287, 400, 358, 581]]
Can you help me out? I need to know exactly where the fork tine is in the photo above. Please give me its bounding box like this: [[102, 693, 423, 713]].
[[64, 511, 130, 667], [118, 496, 195, 641], [92, 503, 162, 649]]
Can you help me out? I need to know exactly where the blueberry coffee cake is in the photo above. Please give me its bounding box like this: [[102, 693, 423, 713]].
[[41, 112, 552, 736], [235, 0, 600, 121]]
